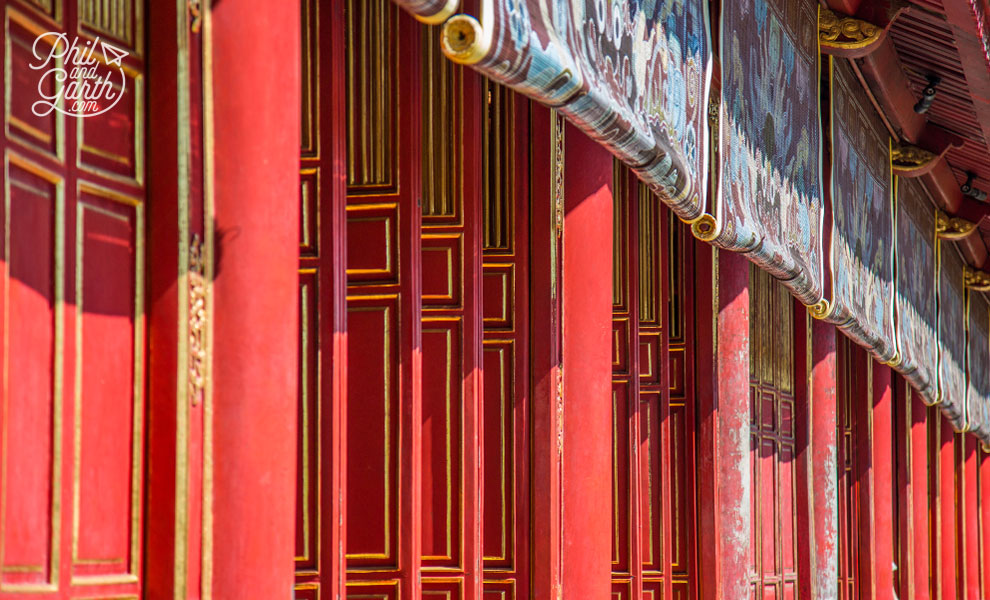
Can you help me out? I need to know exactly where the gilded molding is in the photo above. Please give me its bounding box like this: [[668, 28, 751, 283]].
[[964, 265, 990, 291], [552, 111, 565, 238], [935, 211, 977, 240], [891, 143, 938, 177], [820, 8, 883, 52]]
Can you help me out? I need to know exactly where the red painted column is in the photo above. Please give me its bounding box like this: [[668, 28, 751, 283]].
[[209, 1, 300, 598], [870, 362, 896, 599], [980, 447, 990, 599], [809, 319, 838, 600], [560, 122, 613, 600], [937, 416, 958, 599], [909, 395, 931, 599], [714, 248, 751, 599], [961, 436, 980, 599], [530, 104, 563, 600], [694, 240, 719, 600]]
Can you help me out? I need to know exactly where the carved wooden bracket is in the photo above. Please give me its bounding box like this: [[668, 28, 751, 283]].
[[893, 125, 965, 178], [891, 144, 938, 177], [820, 8, 887, 58], [964, 265, 990, 291], [936, 211, 978, 240]]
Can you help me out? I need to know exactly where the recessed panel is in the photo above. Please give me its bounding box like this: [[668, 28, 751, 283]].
[[6, 8, 62, 158], [78, 66, 143, 184], [72, 190, 141, 583], [421, 321, 463, 566], [299, 169, 319, 257], [346, 298, 399, 566], [639, 333, 661, 385], [482, 264, 513, 328], [482, 342, 513, 565], [295, 274, 319, 571], [346, 203, 397, 285], [422, 235, 461, 307], [1, 156, 61, 590]]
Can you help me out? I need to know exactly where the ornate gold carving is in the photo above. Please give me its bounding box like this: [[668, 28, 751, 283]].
[[189, 234, 207, 405], [891, 144, 937, 173], [552, 111, 565, 238], [189, 0, 202, 33], [964, 265, 990, 291], [884, 351, 902, 368], [935, 211, 977, 240], [707, 96, 719, 141], [690, 213, 719, 241], [819, 7, 882, 51]]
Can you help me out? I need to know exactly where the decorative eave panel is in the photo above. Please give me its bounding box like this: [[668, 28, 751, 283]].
[[709, 0, 825, 306], [821, 57, 896, 363], [966, 290, 990, 438], [438, 0, 713, 221], [937, 238, 968, 430], [894, 178, 938, 404]]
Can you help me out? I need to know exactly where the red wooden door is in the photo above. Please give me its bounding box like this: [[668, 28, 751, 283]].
[[297, 2, 535, 598], [748, 267, 800, 599], [611, 165, 697, 600], [0, 0, 145, 597]]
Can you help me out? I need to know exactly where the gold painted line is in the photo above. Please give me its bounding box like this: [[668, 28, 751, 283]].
[[131, 202, 145, 579], [72, 198, 85, 570], [174, 0, 191, 596], [77, 180, 141, 206], [201, 2, 216, 597]]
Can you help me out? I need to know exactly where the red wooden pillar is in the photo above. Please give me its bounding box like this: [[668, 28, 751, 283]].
[[961, 436, 980, 599], [560, 122, 614, 600], [980, 447, 990, 598], [937, 416, 958, 599], [530, 105, 564, 600], [209, 1, 300, 597], [715, 248, 751, 599], [910, 395, 932, 599], [809, 319, 839, 599], [868, 362, 896, 599]]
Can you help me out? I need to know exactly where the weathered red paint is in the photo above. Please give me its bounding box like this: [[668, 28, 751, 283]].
[[961, 436, 980, 598], [870, 362, 896, 599], [909, 399, 932, 600], [715, 249, 751, 599], [810, 318, 839, 600], [560, 123, 613, 600], [937, 416, 958, 599]]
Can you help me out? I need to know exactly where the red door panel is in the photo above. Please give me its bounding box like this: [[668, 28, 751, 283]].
[[1, 0, 145, 597], [611, 164, 697, 600], [748, 266, 800, 599]]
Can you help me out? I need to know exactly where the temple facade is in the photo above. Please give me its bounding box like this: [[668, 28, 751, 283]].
[[3, 0, 990, 598]]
